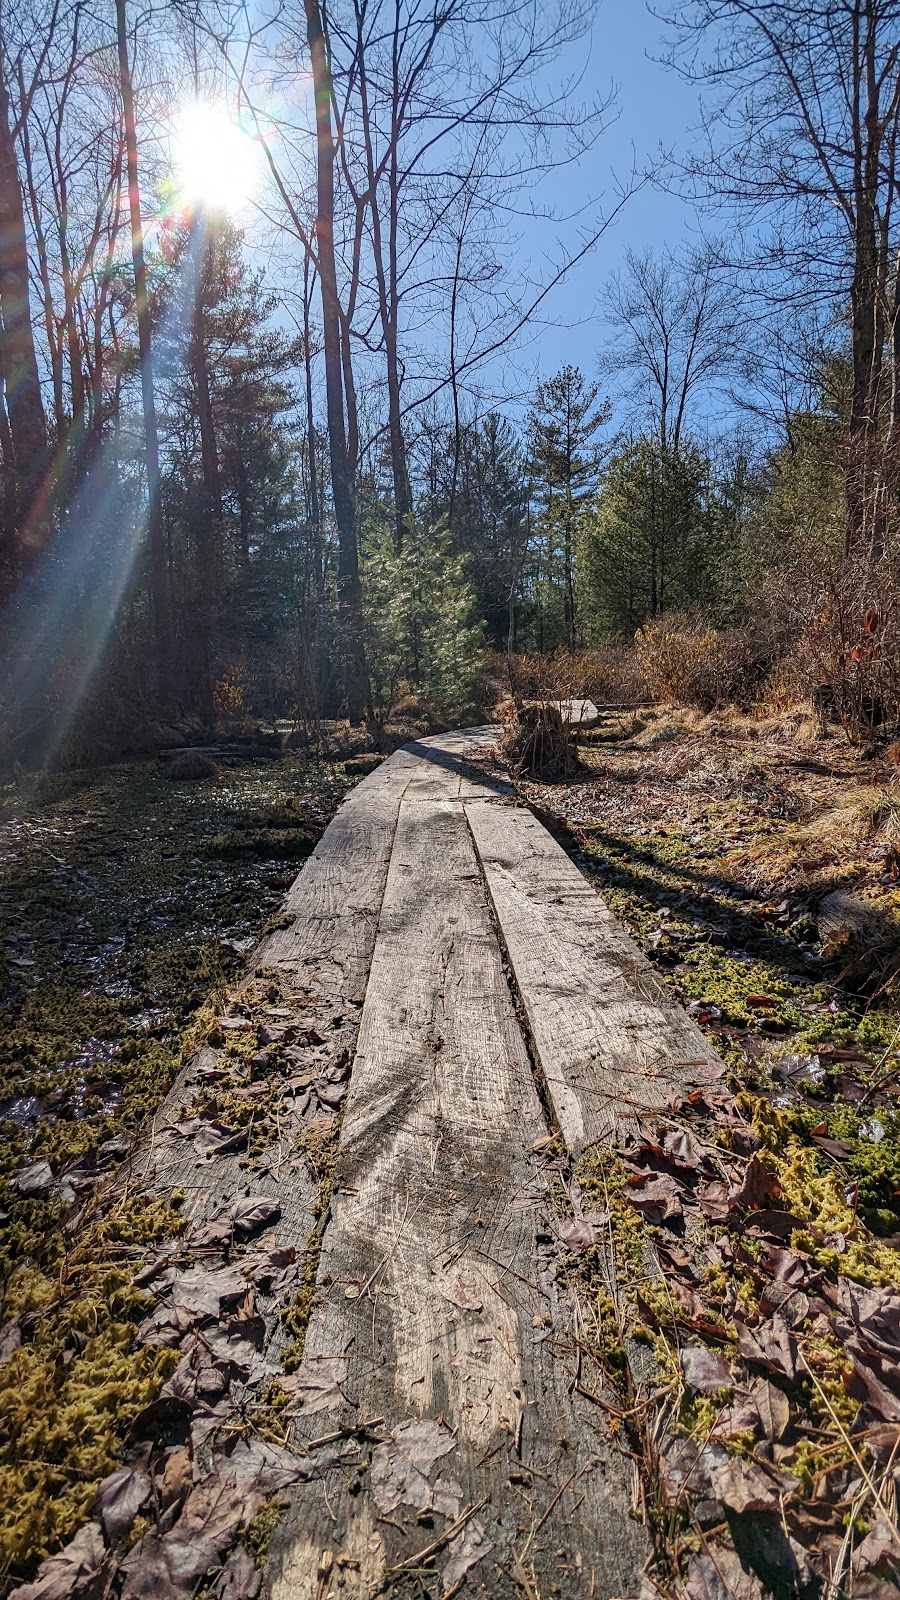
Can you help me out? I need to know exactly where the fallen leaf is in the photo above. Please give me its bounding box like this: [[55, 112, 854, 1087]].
[[138, 1302, 202, 1347], [227, 1196, 282, 1239], [160, 1448, 193, 1509], [282, 1354, 348, 1415], [0, 1319, 21, 1364], [697, 1180, 731, 1222], [370, 1419, 458, 1517], [839, 1279, 900, 1358], [9, 1522, 106, 1599], [758, 1279, 810, 1327], [750, 1379, 790, 1441], [626, 1172, 684, 1223], [315, 1080, 347, 1108], [163, 1338, 231, 1407], [810, 1134, 854, 1161], [187, 1219, 233, 1251], [684, 1545, 766, 1600], [844, 1337, 900, 1422], [730, 1154, 779, 1210], [735, 1314, 797, 1380], [555, 1217, 600, 1251], [96, 1453, 153, 1544], [657, 1437, 729, 1507], [853, 1511, 900, 1576], [680, 1346, 731, 1394], [707, 1455, 791, 1514], [432, 1270, 484, 1311], [244, 1247, 296, 1293], [14, 1161, 54, 1196], [194, 1125, 247, 1158], [442, 1517, 493, 1594], [215, 1546, 262, 1600], [170, 1264, 248, 1320], [743, 1210, 802, 1242], [662, 1128, 708, 1169], [120, 1440, 304, 1599]]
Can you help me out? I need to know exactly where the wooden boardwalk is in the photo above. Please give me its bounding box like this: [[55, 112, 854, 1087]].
[[248, 729, 723, 1600]]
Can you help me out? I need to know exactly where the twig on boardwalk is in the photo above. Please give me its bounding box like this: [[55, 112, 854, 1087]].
[[511, 1547, 540, 1600], [304, 1415, 385, 1451], [518, 1466, 583, 1563], [380, 1496, 490, 1582]]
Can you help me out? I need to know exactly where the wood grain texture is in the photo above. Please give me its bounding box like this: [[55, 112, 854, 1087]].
[[465, 794, 724, 1152], [137, 754, 414, 1245], [268, 795, 646, 1600]]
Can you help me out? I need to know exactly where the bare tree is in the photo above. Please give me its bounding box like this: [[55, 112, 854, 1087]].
[[602, 246, 737, 453], [660, 0, 900, 555], [115, 0, 170, 696], [305, 0, 370, 722], [0, 7, 51, 587]]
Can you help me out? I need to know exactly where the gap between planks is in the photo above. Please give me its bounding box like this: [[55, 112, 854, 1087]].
[[268, 785, 646, 1599]]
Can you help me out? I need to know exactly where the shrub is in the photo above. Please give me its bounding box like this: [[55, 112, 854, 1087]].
[[486, 644, 645, 708], [634, 615, 751, 710]]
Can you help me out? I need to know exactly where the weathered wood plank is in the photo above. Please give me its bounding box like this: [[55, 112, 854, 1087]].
[[560, 697, 599, 727], [138, 752, 415, 1243], [268, 795, 646, 1599], [465, 795, 724, 1152]]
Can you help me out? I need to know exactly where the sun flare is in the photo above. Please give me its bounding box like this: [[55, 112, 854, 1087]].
[[172, 101, 260, 215]]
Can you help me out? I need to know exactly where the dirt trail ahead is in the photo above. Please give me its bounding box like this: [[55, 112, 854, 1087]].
[[218, 728, 721, 1600]]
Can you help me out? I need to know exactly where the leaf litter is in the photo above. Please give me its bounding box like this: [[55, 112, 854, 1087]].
[[504, 709, 900, 1599], [0, 755, 363, 1591]]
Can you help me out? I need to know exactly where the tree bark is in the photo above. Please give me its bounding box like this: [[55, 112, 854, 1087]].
[[305, 0, 369, 724], [0, 47, 47, 588], [115, 0, 170, 701]]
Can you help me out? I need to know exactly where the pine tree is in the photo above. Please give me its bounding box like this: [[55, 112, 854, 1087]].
[[528, 367, 610, 649]]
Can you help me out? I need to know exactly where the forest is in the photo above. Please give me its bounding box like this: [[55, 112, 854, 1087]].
[[3, 4, 900, 1600], [0, 0, 892, 756]]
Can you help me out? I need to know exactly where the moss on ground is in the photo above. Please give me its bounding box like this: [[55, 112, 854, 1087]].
[[0, 755, 352, 1577], [508, 708, 900, 1591]]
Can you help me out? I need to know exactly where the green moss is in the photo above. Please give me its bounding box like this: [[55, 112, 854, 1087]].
[[0, 756, 355, 1578], [280, 1115, 342, 1371], [0, 1196, 183, 1569], [245, 1498, 286, 1565]]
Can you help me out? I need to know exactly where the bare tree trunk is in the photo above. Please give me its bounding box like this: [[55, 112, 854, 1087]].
[[305, 0, 369, 724], [189, 224, 221, 721], [355, 5, 412, 553], [115, 0, 169, 701], [0, 51, 46, 587]]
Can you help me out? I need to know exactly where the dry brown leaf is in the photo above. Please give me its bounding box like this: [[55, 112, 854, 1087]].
[[9, 1522, 106, 1600], [680, 1345, 731, 1394], [441, 1517, 493, 1595], [0, 1319, 21, 1365], [684, 1546, 766, 1600], [371, 1418, 458, 1516], [735, 1314, 797, 1379], [96, 1452, 153, 1544], [227, 1197, 281, 1239], [282, 1354, 348, 1415]]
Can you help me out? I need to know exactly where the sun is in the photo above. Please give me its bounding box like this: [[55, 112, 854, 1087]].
[[172, 101, 260, 216]]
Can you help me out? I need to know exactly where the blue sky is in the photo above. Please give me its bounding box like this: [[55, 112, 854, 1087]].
[[508, 0, 704, 384]]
